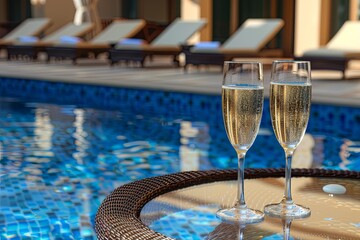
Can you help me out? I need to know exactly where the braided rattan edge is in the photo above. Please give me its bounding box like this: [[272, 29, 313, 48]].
[[95, 168, 360, 240]]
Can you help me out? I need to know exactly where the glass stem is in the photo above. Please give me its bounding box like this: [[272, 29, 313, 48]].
[[283, 149, 294, 205], [237, 152, 246, 208], [238, 226, 244, 240], [282, 219, 292, 240]]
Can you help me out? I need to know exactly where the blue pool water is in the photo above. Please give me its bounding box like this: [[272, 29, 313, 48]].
[[0, 77, 359, 239]]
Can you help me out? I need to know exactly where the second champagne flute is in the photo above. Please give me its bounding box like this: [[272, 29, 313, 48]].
[[264, 60, 312, 218], [217, 61, 264, 223]]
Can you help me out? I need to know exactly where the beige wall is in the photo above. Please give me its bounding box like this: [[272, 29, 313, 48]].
[[181, 0, 200, 43], [294, 0, 322, 56], [200, 0, 212, 41], [181, 0, 200, 20], [0, 0, 7, 21], [44, 0, 75, 34], [97, 0, 121, 19], [349, 0, 359, 20], [138, 0, 168, 23]]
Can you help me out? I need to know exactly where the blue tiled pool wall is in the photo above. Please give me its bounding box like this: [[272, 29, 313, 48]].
[[0, 76, 359, 240], [0, 77, 221, 117], [1, 77, 359, 130], [0, 76, 360, 170]]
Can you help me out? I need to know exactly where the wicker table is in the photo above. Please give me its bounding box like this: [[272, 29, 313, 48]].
[[95, 169, 360, 239]]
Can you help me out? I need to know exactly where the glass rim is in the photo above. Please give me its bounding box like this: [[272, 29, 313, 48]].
[[224, 61, 262, 65], [272, 60, 310, 64]]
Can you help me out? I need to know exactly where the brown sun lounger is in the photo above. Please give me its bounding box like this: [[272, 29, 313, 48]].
[[45, 19, 146, 63], [109, 18, 207, 67], [182, 18, 284, 70], [0, 18, 51, 50], [295, 21, 360, 78], [7, 22, 93, 60]]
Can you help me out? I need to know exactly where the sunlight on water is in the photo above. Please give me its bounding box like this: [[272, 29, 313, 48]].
[[0, 96, 359, 239]]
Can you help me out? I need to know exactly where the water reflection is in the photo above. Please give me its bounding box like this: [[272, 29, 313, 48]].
[[23, 108, 54, 184], [262, 219, 294, 240], [206, 222, 247, 240], [73, 108, 89, 165], [0, 96, 359, 239], [34, 108, 53, 152], [206, 219, 294, 240], [279, 133, 360, 171], [180, 121, 210, 171], [292, 134, 315, 168], [340, 140, 360, 170]]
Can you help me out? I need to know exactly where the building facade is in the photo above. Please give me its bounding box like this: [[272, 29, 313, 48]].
[[0, 0, 359, 57]]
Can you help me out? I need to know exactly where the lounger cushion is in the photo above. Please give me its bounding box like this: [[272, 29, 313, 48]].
[[51, 20, 145, 49], [301, 21, 360, 58], [91, 20, 146, 44], [303, 48, 360, 58], [223, 19, 284, 51], [2, 18, 51, 42], [326, 21, 360, 51], [194, 41, 220, 49], [190, 41, 221, 52], [303, 48, 346, 57], [10, 23, 93, 47], [151, 18, 207, 47], [44, 23, 93, 42], [118, 38, 145, 45], [114, 38, 146, 49], [17, 36, 39, 43], [114, 18, 206, 50], [114, 18, 206, 52], [190, 18, 284, 54], [59, 36, 83, 44]]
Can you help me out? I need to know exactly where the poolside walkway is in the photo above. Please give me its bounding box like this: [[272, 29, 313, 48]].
[[0, 57, 359, 107]]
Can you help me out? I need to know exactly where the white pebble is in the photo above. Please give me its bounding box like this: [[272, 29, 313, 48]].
[[322, 184, 346, 195]]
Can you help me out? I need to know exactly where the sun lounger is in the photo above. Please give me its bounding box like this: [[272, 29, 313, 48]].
[[7, 22, 94, 60], [182, 18, 284, 70], [109, 18, 207, 67], [295, 21, 360, 78], [0, 18, 51, 49], [45, 19, 146, 63]]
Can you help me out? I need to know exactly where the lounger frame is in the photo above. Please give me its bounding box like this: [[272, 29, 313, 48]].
[[46, 20, 146, 64], [182, 18, 284, 70], [183, 47, 283, 70], [6, 23, 93, 60], [294, 56, 350, 78], [109, 48, 181, 67], [295, 21, 360, 78], [109, 19, 207, 67]]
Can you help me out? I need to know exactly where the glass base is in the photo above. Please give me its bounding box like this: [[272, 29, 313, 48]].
[[264, 202, 311, 219], [216, 206, 264, 224]]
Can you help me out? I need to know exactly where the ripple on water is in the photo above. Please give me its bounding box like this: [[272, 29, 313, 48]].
[[0, 96, 358, 239]]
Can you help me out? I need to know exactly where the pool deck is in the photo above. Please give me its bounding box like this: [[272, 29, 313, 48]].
[[0, 57, 359, 107]]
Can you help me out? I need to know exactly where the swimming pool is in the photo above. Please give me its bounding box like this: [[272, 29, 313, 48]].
[[0, 77, 359, 239]]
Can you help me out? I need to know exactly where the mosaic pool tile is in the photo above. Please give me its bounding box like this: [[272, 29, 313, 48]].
[[0, 76, 359, 239]]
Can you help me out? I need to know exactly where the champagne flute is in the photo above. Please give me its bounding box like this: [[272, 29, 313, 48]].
[[264, 60, 312, 218], [217, 61, 264, 223]]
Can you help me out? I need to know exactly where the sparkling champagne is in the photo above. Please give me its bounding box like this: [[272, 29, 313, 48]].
[[270, 82, 312, 150], [222, 85, 264, 152]]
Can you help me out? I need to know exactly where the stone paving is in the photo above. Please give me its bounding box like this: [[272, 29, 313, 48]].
[[0, 56, 359, 107]]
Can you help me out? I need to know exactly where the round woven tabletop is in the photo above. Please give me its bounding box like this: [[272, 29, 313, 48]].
[[95, 168, 360, 240]]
